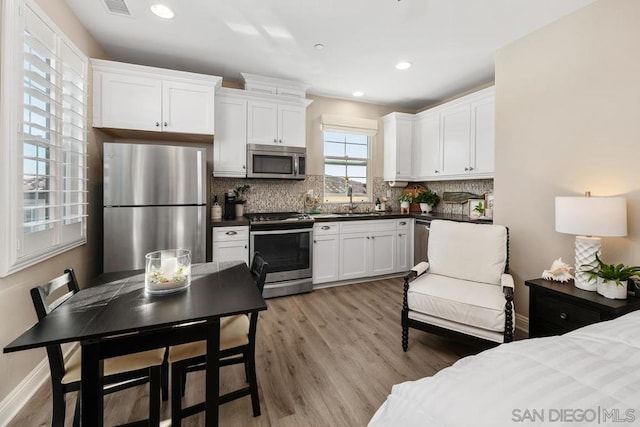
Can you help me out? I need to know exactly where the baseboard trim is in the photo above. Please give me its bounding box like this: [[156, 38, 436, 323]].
[[0, 344, 77, 425], [515, 313, 529, 336], [0, 357, 49, 426]]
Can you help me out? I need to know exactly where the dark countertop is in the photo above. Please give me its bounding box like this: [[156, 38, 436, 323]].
[[211, 212, 493, 226], [211, 217, 250, 227], [311, 211, 493, 223]]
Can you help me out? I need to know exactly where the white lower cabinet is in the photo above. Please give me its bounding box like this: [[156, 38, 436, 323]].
[[312, 218, 414, 285], [212, 226, 249, 265], [312, 223, 340, 284], [395, 219, 413, 272]]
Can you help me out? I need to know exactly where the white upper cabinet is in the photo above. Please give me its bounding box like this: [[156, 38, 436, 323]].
[[247, 100, 306, 147], [383, 85, 495, 182], [415, 111, 441, 179], [213, 92, 248, 177], [383, 113, 414, 181], [92, 59, 221, 135], [440, 102, 472, 176]]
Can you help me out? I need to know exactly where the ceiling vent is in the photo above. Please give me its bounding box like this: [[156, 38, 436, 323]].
[[103, 0, 131, 16]]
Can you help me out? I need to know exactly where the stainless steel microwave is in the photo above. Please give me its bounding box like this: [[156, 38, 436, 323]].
[[246, 143, 306, 180]]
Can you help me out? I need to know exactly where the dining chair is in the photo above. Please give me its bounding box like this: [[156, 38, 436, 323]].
[[30, 268, 165, 427], [167, 254, 268, 425]]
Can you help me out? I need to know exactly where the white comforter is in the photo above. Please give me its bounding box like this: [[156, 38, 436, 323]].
[[370, 310, 640, 427]]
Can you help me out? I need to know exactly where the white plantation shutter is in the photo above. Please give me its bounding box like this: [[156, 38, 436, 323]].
[[0, 0, 88, 276]]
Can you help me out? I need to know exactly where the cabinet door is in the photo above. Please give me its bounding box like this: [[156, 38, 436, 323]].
[[214, 96, 247, 177], [339, 233, 368, 280], [312, 234, 340, 284], [247, 100, 278, 145], [395, 219, 413, 272], [369, 230, 395, 276], [383, 114, 413, 180], [99, 72, 162, 131], [469, 95, 495, 176], [278, 104, 306, 147], [162, 80, 215, 134], [440, 103, 471, 176], [212, 240, 249, 265], [417, 112, 441, 179]]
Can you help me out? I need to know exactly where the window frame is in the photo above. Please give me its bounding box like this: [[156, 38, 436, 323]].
[[322, 130, 372, 203], [0, 0, 88, 277]]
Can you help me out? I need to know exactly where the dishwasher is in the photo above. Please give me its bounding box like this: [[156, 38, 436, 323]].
[[414, 219, 431, 265]]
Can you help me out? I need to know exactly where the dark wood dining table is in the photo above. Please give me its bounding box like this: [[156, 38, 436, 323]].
[[3, 261, 267, 427]]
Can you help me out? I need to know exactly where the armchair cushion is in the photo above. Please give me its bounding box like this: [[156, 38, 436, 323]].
[[407, 274, 508, 333], [428, 220, 507, 286]]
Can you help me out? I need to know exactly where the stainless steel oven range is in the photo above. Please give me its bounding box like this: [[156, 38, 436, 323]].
[[247, 212, 314, 298]]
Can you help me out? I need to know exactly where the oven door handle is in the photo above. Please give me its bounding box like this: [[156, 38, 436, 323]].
[[250, 228, 313, 236]]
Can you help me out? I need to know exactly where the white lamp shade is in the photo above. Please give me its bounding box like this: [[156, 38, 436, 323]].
[[555, 196, 627, 237]]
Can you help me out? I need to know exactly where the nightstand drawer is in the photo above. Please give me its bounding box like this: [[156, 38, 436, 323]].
[[536, 293, 600, 331]]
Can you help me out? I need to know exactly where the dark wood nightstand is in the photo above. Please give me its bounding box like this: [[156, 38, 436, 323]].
[[525, 278, 640, 338]]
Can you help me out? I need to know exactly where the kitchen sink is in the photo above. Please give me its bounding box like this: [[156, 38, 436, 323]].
[[330, 212, 384, 217]]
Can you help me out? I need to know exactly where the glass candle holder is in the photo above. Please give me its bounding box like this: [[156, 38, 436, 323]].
[[145, 249, 191, 295]]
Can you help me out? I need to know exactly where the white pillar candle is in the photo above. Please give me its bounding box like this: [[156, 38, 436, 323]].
[[161, 256, 178, 276]]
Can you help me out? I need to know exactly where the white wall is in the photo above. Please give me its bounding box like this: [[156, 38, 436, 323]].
[[494, 0, 640, 317]]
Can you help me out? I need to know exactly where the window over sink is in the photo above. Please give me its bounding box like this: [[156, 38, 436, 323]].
[[323, 131, 371, 202]]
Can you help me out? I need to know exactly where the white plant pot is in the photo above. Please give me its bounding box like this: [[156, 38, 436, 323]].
[[596, 278, 627, 299], [235, 203, 245, 217], [419, 203, 432, 214]]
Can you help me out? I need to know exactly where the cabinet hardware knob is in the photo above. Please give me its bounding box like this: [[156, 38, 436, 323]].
[[560, 312, 568, 320], [244, 245, 247, 249], [313, 240, 317, 244], [469, 167, 474, 171], [155, 122, 160, 127], [371, 236, 375, 239], [279, 139, 282, 143], [367, 236, 370, 239], [399, 221, 406, 225], [164, 121, 168, 127], [464, 167, 469, 171], [226, 231, 237, 235], [273, 138, 277, 143], [434, 170, 439, 174], [399, 234, 402, 237], [397, 171, 400, 175], [243, 165, 246, 169], [321, 226, 330, 230]]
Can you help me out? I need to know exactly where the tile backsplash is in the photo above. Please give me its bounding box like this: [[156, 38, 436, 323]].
[[211, 176, 493, 214]]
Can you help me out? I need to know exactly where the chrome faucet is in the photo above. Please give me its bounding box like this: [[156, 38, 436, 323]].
[[344, 185, 356, 213]]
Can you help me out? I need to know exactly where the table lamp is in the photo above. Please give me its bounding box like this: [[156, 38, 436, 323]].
[[555, 192, 627, 291]]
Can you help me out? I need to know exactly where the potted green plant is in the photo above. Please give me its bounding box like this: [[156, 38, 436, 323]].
[[581, 254, 640, 299], [234, 184, 250, 217], [414, 190, 440, 214], [398, 193, 412, 213]]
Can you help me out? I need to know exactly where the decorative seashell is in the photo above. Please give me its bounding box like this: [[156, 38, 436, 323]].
[[542, 257, 574, 283]]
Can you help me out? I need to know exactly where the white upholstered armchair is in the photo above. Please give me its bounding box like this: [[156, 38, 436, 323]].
[[402, 220, 514, 350]]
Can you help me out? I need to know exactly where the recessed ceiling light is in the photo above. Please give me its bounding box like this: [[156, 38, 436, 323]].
[[150, 4, 174, 19], [314, 43, 325, 50], [352, 91, 364, 97], [395, 61, 412, 70]]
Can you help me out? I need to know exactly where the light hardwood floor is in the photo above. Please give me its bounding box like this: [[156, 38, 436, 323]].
[[8, 277, 492, 426]]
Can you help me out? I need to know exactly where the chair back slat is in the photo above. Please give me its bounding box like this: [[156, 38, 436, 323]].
[[30, 269, 80, 321], [250, 252, 268, 294]]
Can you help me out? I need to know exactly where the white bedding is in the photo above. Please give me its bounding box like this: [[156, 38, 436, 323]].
[[370, 310, 640, 427]]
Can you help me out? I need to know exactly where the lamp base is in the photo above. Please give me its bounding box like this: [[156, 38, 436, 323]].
[[574, 236, 601, 291]]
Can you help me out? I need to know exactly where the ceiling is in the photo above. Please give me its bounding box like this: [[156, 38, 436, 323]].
[[64, 0, 595, 110]]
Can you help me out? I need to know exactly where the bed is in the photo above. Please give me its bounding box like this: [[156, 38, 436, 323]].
[[370, 310, 640, 426]]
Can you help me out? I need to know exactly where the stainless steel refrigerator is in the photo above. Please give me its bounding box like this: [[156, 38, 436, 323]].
[[103, 142, 207, 272]]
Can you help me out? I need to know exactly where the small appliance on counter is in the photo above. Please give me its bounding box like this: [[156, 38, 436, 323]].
[[223, 190, 236, 220], [211, 195, 222, 221]]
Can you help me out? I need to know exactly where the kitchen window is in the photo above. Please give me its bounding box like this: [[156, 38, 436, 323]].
[[320, 114, 378, 203], [323, 131, 371, 200], [0, 0, 88, 277]]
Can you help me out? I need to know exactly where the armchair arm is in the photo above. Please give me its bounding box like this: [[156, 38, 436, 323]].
[[403, 262, 430, 312], [501, 274, 514, 343]]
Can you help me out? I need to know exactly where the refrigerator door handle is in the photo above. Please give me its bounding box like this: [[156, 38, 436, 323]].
[[196, 150, 204, 205]]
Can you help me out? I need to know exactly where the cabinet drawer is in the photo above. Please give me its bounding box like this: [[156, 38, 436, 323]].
[[314, 223, 339, 235], [212, 226, 249, 242], [536, 293, 600, 332], [340, 219, 395, 234], [396, 218, 412, 229]]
